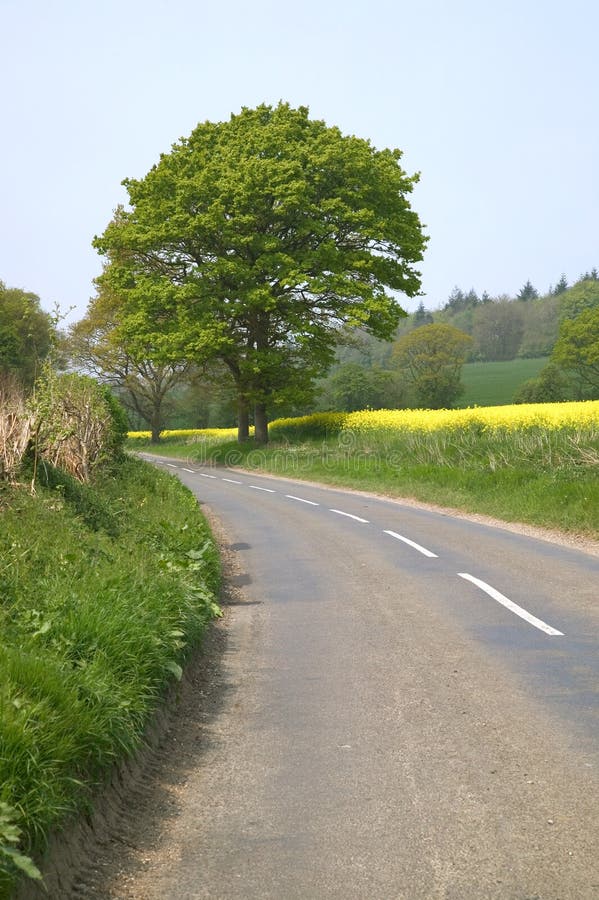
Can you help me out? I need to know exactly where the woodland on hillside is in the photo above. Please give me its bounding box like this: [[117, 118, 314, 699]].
[[285, 271, 599, 415]]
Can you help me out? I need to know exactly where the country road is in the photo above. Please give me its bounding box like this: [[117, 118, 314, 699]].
[[77, 456, 599, 900]]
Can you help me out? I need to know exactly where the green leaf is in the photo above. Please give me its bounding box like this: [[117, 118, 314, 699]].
[[164, 659, 183, 680], [1, 845, 43, 880], [33, 620, 51, 637]]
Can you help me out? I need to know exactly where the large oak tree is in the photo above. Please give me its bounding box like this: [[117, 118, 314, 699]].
[[94, 103, 426, 442]]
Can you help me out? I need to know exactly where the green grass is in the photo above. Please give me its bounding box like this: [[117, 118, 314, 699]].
[[0, 458, 220, 897], [129, 432, 233, 458], [457, 357, 549, 407]]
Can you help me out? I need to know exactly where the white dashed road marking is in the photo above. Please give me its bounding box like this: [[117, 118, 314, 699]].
[[285, 495, 319, 506], [458, 572, 564, 636], [383, 530, 438, 558], [158, 457, 569, 639], [329, 508, 369, 524]]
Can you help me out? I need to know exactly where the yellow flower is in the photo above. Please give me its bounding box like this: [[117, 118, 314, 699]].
[[129, 401, 599, 443]]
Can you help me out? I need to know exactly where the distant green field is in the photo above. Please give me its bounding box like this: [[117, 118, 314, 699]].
[[457, 357, 549, 407]]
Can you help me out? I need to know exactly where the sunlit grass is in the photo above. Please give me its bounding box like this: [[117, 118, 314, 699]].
[[0, 459, 220, 894]]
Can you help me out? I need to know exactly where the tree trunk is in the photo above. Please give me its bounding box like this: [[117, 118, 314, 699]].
[[150, 414, 161, 444], [237, 397, 250, 442], [254, 402, 269, 445]]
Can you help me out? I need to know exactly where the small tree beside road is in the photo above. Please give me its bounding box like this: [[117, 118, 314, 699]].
[[68, 286, 190, 442], [0, 282, 54, 387]]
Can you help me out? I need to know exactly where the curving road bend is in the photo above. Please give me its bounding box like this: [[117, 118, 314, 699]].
[[129, 455, 599, 899]]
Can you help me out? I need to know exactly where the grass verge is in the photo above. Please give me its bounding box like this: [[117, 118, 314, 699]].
[[0, 458, 220, 898]]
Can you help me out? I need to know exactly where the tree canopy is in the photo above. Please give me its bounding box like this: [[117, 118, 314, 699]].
[[516, 280, 539, 302], [324, 362, 403, 412], [558, 278, 599, 322], [392, 323, 472, 408], [552, 307, 599, 391], [472, 299, 524, 361], [94, 103, 426, 441], [68, 284, 190, 442], [551, 274, 568, 296], [0, 282, 54, 387]]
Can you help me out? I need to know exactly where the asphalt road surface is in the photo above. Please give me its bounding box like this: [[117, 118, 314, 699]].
[[104, 456, 599, 899]]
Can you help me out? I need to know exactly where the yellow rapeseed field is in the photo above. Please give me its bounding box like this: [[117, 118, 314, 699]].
[[128, 427, 239, 441], [127, 401, 599, 475], [129, 401, 599, 443], [270, 401, 599, 435]]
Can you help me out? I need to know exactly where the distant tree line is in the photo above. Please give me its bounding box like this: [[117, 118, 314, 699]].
[[63, 266, 599, 427], [314, 270, 599, 410]]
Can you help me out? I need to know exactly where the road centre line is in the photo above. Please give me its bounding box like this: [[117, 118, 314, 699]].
[[458, 572, 564, 636], [285, 494, 319, 506], [166, 462, 563, 639], [329, 508, 369, 524], [383, 530, 438, 558]]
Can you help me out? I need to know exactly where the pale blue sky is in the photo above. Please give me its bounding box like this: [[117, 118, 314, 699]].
[[1, 0, 597, 320]]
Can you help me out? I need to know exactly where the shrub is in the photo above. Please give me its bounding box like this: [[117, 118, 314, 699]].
[[513, 364, 573, 404], [30, 371, 126, 482]]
